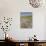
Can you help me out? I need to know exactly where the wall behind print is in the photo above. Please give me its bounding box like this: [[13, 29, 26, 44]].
[[0, 0, 46, 40]]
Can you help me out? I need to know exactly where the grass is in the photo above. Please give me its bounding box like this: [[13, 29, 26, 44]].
[[21, 16, 32, 20], [20, 16, 32, 28]]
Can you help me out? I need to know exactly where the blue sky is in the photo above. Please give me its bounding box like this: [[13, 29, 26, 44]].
[[20, 12, 32, 16]]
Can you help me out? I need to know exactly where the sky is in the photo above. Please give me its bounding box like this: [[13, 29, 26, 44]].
[[20, 12, 32, 16]]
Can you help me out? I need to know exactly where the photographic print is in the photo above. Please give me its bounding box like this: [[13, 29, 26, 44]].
[[20, 12, 32, 28]]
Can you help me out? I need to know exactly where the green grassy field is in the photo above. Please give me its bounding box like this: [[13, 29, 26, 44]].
[[21, 16, 32, 20], [20, 16, 32, 28]]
